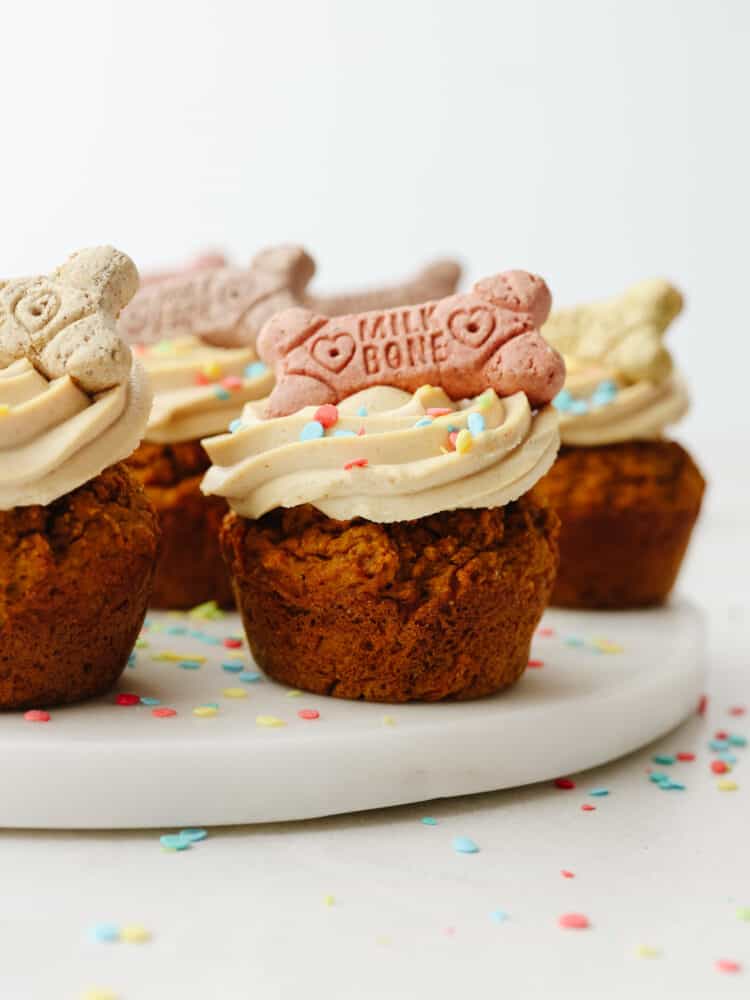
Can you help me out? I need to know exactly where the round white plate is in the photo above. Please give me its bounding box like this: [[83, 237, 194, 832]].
[[1, 600, 705, 829]]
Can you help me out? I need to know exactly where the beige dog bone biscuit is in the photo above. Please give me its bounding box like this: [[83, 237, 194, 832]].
[[0, 246, 136, 393], [542, 278, 683, 384]]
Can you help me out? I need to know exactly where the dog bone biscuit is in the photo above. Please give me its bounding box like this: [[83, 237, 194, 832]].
[[0, 246, 137, 393], [257, 270, 564, 416], [542, 278, 683, 384]]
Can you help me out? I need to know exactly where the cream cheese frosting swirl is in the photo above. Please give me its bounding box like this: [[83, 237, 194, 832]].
[[136, 336, 274, 444], [201, 385, 559, 523]]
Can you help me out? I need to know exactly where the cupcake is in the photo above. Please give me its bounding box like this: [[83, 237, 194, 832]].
[[0, 247, 159, 709], [530, 278, 705, 609], [202, 270, 565, 702], [122, 246, 461, 609]]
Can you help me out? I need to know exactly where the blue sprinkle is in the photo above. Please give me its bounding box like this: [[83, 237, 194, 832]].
[[468, 412, 485, 436], [239, 671, 263, 683], [719, 752, 738, 764], [179, 660, 202, 670], [222, 662, 244, 673], [421, 816, 438, 826], [652, 754, 675, 765], [203, 702, 220, 709], [300, 420, 324, 442], [569, 398, 589, 415], [179, 828, 207, 843], [591, 380, 618, 407], [661, 781, 686, 791], [166, 626, 187, 636], [214, 387, 231, 401], [140, 696, 161, 706], [589, 787, 609, 797], [229, 419, 244, 434], [160, 834, 191, 851], [649, 772, 668, 783], [565, 636, 584, 647], [357, 406, 368, 417], [490, 910, 509, 924], [447, 424, 458, 433], [710, 739, 730, 751], [413, 417, 433, 428], [201, 636, 222, 646], [88, 922, 120, 943], [553, 389, 573, 412], [127, 652, 136, 668], [729, 734, 747, 747], [453, 836, 479, 854], [245, 361, 268, 378], [333, 429, 357, 437]]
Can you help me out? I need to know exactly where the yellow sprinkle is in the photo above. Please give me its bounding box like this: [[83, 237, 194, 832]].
[[119, 924, 150, 944], [455, 428, 473, 454], [202, 361, 222, 379], [154, 652, 206, 663], [593, 639, 624, 654], [285, 689, 302, 698], [0, 404, 9, 417], [382, 715, 395, 727], [477, 391, 494, 411], [324, 895, 335, 907], [135, 639, 149, 648], [256, 715, 286, 727], [636, 945, 661, 959], [81, 990, 119, 1000], [188, 600, 223, 621], [718, 779, 738, 791], [222, 688, 248, 699], [193, 706, 218, 717]]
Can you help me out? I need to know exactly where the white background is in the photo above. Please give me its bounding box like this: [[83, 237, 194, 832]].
[[1, 0, 748, 446]]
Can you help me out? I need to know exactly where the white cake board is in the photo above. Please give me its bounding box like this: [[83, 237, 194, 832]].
[[0, 600, 705, 829]]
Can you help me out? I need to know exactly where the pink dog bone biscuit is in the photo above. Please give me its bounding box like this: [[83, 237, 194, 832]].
[[258, 270, 564, 416]]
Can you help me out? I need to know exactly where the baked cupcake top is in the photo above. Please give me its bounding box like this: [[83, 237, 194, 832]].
[[134, 337, 273, 444], [542, 279, 689, 446], [201, 269, 564, 523], [0, 247, 152, 509]]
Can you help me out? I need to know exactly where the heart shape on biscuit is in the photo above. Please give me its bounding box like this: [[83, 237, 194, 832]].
[[311, 332, 355, 373], [447, 307, 495, 348]]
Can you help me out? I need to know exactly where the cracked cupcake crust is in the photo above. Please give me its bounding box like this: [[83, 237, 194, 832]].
[[0, 464, 160, 708], [221, 497, 559, 702]]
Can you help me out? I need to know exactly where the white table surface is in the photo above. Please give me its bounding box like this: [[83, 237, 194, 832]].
[[1, 432, 747, 1000]]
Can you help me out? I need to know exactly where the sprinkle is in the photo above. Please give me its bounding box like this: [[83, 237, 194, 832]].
[[490, 910, 509, 923], [245, 361, 268, 378], [711, 760, 730, 774], [737, 907, 750, 922], [413, 416, 433, 428], [324, 895, 335, 907], [676, 752, 695, 762], [202, 362, 222, 379], [565, 636, 584, 646], [636, 945, 661, 959], [446, 430, 459, 451], [426, 407, 453, 418], [553, 389, 573, 412], [285, 689, 302, 698], [24, 709, 50, 723], [314, 404, 339, 428], [239, 671, 262, 683], [589, 787, 609, 797], [222, 688, 248, 699], [382, 715, 395, 726], [224, 638, 243, 649], [421, 817, 438, 826], [561, 870, 575, 879], [115, 693, 139, 707], [344, 458, 368, 470], [729, 734, 747, 747], [159, 834, 191, 851], [453, 836, 479, 854], [719, 752, 738, 764], [127, 652, 136, 668], [229, 418, 244, 433], [729, 706, 746, 717], [662, 781, 686, 791], [154, 652, 206, 663], [455, 428, 473, 454], [179, 828, 207, 843], [192, 706, 218, 717], [256, 715, 286, 727], [710, 739, 729, 751], [715, 959, 741, 974], [357, 405, 368, 417], [570, 399, 589, 415], [652, 754, 675, 765], [300, 420, 325, 441], [581, 804, 596, 811], [717, 779, 738, 791], [88, 922, 120, 943], [135, 639, 148, 648], [467, 412, 486, 436], [477, 390, 494, 411], [538, 626, 555, 637], [298, 709, 320, 720], [221, 661, 243, 673], [527, 658, 544, 668], [152, 707, 177, 718], [213, 387, 231, 401], [194, 371, 210, 386], [221, 375, 243, 391], [333, 429, 356, 437], [178, 659, 202, 670], [698, 694, 708, 715], [554, 778, 576, 790], [558, 913, 590, 930], [119, 924, 150, 943]]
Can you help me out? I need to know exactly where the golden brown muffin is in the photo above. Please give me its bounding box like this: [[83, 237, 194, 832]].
[[127, 440, 234, 609], [530, 440, 705, 609], [220, 497, 559, 702], [0, 464, 160, 709]]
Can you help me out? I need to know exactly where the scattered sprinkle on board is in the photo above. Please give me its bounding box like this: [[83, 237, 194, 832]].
[[119, 924, 151, 944], [24, 709, 50, 723], [558, 913, 590, 930], [554, 778, 576, 790], [452, 836, 479, 854], [421, 817, 438, 826]]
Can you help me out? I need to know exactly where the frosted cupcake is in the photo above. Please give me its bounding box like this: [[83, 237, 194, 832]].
[[202, 270, 565, 702], [531, 279, 705, 609], [0, 247, 159, 708]]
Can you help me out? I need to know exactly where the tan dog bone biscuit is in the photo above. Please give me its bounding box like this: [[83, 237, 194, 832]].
[[119, 247, 462, 348], [542, 278, 683, 384], [257, 270, 565, 416], [0, 246, 137, 393]]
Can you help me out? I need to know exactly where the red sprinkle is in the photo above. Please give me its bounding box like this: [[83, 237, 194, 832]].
[[561, 870, 575, 879], [558, 913, 590, 930], [676, 752, 696, 762], [426, 408, 453, 418], [715, 730, 729, 740], [222, 375, 243, 390], [447, 431, 459, 451], [344, 458, 368, 471], [357, 426, 366, 436], [298, 709, 320, 720], [537, 627, 555, 638], [711, 760, 729, 774], [527, 659, 544, 668], [554, 778, 576, 790], [24, 709, 50, 723], [314, 404, 339, 429], [116, 693, 140, 706], [729, 706, 746, 717], [581, 804, 596, 812], [152, 707, 177, 718], [698, 694, 708, 716], [715, 959, 741, 974], [224, 638, 243, 649], [194, 372, 210, 386]]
